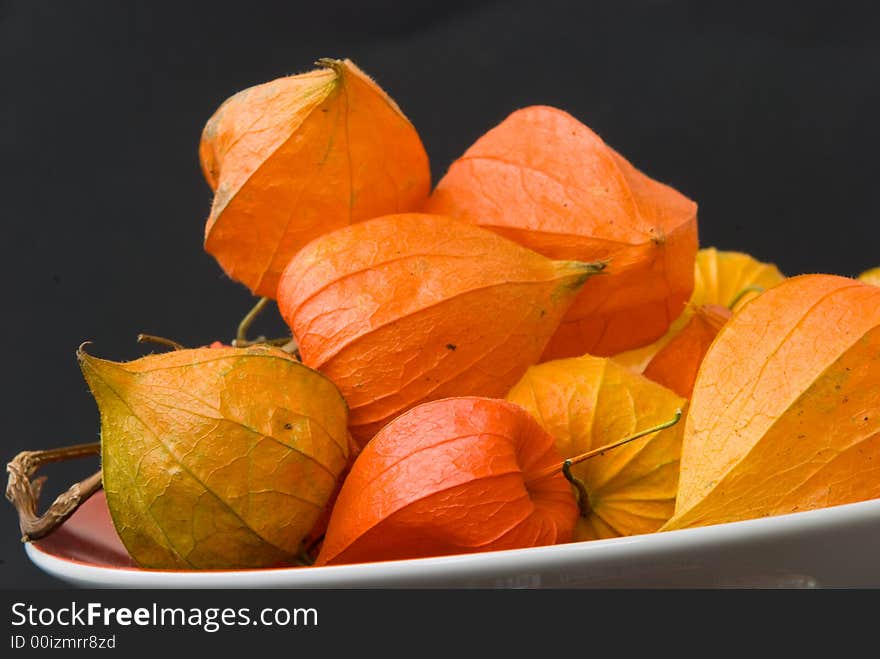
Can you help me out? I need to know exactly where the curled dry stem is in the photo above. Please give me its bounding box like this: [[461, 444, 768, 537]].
[[5, 443, 103, 542]]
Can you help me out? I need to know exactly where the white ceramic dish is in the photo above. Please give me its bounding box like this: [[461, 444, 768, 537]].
[[24, 491, 880, 588]]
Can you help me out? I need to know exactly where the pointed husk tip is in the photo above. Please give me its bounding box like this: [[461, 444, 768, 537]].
[[315, 57, 347, 75]]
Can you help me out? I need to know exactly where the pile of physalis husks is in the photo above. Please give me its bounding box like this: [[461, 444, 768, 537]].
[[7, 58, 880, 570]]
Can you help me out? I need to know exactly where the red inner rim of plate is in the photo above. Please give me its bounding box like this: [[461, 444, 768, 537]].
[[32, 491, 138, 569]]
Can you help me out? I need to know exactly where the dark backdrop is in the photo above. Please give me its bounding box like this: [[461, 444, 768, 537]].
[[2, 0, 879, 587]]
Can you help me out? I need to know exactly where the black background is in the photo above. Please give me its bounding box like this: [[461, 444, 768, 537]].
[[2, 0, 880, 588]]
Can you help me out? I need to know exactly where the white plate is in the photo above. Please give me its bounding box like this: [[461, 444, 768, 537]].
[[25, 491, 880, 588]]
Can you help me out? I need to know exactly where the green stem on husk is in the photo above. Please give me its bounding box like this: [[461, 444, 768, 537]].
[[533, 409, 683, 516], [231, 297, 299, 354], [233, 297, 271, 346]]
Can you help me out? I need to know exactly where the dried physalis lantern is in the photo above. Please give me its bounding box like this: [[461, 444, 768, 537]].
[[507, 355, 685, 540], [78, 344, 350, 569], [201, 58, 431, 297], [665, 274, 880, 531], [425, 105, 698, 358], [276, 213, 605, 447], [315, 397, 578, 565]]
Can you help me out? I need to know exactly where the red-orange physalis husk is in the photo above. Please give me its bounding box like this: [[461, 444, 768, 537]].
[[315, 397, 577, 566]]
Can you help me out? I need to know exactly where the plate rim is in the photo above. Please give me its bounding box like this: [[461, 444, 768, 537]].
[[24, 496, 880, 588]]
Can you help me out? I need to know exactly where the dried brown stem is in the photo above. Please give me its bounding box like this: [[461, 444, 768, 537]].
[[137, 333, 185, 351], [5, 443, 103, 542]]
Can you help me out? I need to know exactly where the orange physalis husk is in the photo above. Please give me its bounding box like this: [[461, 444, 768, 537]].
[[506, 355, 686, 541], [78, 344, 351, 569], [663, 274, 880, 531], [642, 303, 732, 398], [613, 246, 785, 372], [424, 105, 698, 358], [315, 397, 578, 566], [276, 213, 605, 448], [859, 267, 880, 286], [200, 58, 431, 298]]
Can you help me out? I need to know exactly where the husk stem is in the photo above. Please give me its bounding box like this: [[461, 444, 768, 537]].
[[532, 409, 683, 517], [137, 333, 185, 351], [232, 297, 296, 350]]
